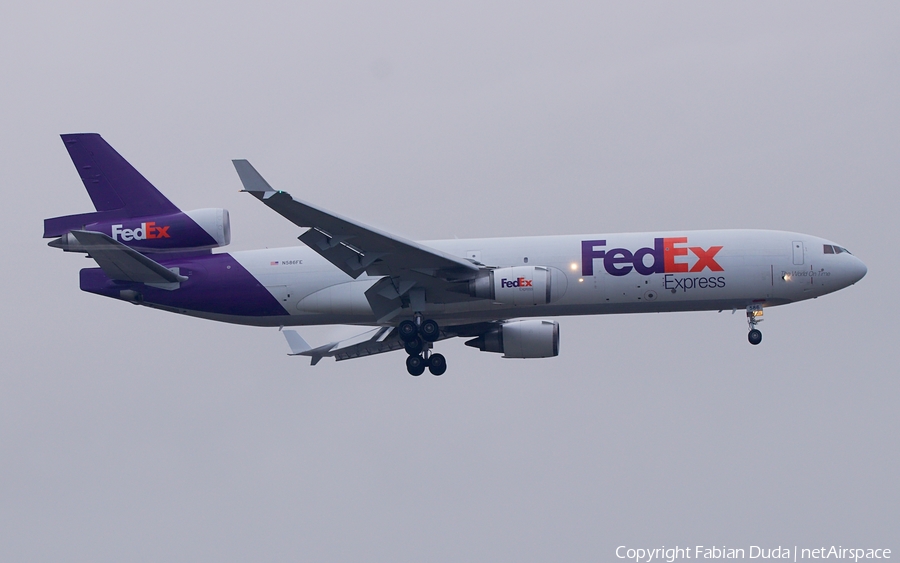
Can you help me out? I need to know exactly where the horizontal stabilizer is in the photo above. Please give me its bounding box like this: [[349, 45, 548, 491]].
[[71, 230, 187, 284], [44, 210, 124, 238]]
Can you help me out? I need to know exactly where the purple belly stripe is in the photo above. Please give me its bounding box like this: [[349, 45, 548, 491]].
[[80, 253, 289, 318]]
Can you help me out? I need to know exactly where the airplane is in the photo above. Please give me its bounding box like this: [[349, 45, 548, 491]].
[[45, 134, 867, 375]]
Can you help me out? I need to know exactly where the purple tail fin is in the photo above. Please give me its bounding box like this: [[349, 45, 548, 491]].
[[45, 134, 181, 237], [61, 133, 179, 216]]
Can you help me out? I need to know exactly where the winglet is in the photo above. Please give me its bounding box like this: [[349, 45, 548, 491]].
[[232, 160, 278, 198], [283, 330, 312, 354], [282, 330, 338, 366]]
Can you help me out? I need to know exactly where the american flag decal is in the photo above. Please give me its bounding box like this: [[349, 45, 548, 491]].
[[270, 261, 279, 266]]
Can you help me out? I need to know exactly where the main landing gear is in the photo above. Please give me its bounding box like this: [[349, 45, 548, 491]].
[[399, 317, 446, 376], [746, 305, 763, 345]]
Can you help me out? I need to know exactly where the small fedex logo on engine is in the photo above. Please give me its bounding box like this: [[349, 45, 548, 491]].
[[501, 277, 533, 288], [111, 222, 170, 242], [581, 237, 723, 277]]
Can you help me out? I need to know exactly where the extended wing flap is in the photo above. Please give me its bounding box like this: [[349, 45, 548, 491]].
[[232, 160, 479, 280], [71, 230, 187, 284], [282, 326, 408, 365], [332, 327, 404, 361]]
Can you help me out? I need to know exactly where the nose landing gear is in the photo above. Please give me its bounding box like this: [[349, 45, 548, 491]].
[[747, 305, 763, 345], [748, 329, 762, 345]]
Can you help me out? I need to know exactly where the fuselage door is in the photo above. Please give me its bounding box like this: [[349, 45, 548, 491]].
[[792, 241, 804, 265]]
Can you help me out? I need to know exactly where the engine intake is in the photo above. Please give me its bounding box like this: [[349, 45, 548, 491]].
[[465, 319, 560, 358]]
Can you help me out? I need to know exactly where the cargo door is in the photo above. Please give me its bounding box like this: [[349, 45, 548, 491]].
[[792, 241, 804, 265]]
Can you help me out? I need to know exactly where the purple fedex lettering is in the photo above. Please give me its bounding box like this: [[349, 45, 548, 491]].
[[501, 277, 533, 288], [581, 240, 607, 276], [634, 239, 664, 275], [605, 248, 633, 275], [582, 239, 666, 277]]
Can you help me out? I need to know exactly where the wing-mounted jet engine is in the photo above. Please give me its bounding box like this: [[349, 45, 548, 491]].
[[465, 320, 560, 358], [465, 266, 568, 306]]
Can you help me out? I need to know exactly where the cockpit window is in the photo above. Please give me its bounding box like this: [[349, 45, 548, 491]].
[[825, 245, 853, 255]]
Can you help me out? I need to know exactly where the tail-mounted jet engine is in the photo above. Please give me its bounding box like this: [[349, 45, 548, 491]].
[[47, 208, 231, 253], [466, 266, 567, 306], [465, 319, 560, 358]]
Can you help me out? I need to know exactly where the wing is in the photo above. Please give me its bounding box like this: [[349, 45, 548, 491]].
[[282, 327, 406, 365], [281, 322, 493, 366], [233, 160, 484, 321], [232, 160, 479, 281]]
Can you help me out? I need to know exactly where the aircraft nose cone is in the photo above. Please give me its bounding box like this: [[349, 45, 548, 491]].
[[849, 257, 867, 284]]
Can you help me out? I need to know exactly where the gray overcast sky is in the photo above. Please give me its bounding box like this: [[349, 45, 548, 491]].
[[1, 2, 897, 561]]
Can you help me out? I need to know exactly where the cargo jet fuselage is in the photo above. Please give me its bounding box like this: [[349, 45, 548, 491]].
[[46, 134, 867, 375]]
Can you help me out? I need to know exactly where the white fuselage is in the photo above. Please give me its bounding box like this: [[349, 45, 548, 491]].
[[218, 229, 866, 327]]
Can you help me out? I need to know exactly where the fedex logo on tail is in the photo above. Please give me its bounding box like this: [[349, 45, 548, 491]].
[[501, 277, 533, 288], [581, 237, 723, 277], [111, 222, 171, 242]]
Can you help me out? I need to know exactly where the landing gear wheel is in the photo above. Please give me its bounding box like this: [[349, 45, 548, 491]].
[[398, 320, 419, 342], [745, 305, 764, 346], [428, 353, 447, 376], [404, 337, 424, 356], [748, 329, 762, 345], [420, 319, 440, 342], [406, 355, 426, 376]]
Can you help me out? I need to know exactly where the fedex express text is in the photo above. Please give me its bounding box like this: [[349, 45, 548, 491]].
[[582, 237, 727, 292]]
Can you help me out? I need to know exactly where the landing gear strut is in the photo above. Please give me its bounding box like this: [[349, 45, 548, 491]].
[[400, 316, 446, 375], [747, 305, 763, 345]]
